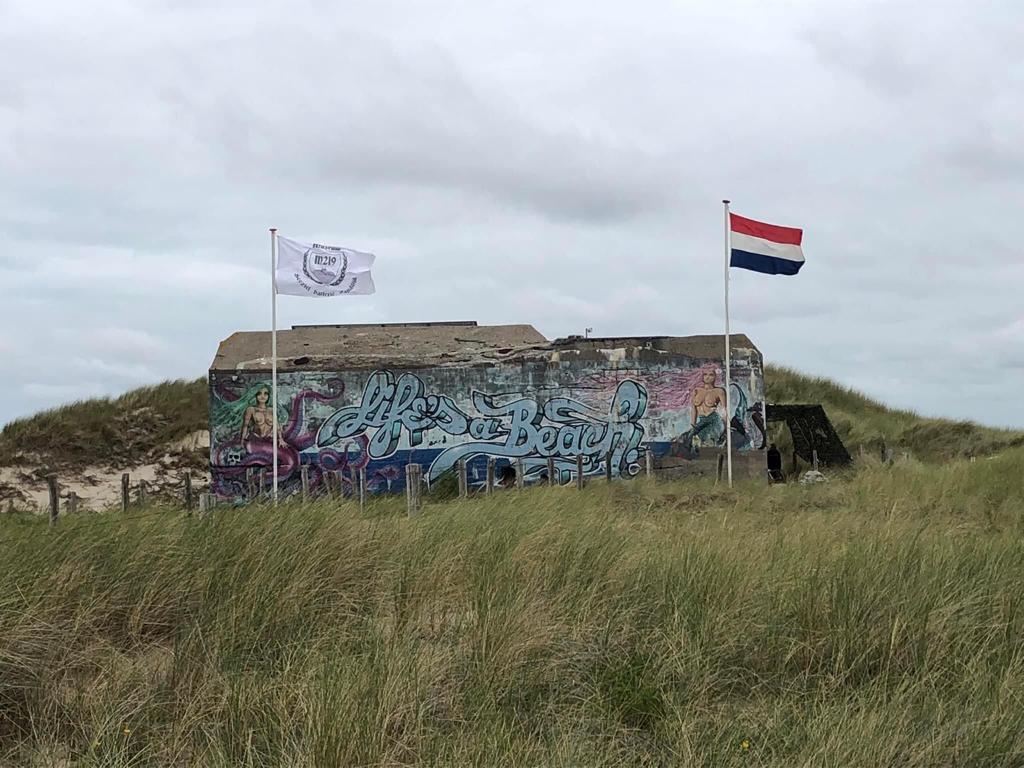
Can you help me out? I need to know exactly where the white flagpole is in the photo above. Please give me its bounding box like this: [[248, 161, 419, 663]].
[[270, 227, 279, 505], [722, 200, 733, 487]]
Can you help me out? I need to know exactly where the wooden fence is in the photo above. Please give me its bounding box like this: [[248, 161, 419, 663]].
[[36, 446, 744, 524]]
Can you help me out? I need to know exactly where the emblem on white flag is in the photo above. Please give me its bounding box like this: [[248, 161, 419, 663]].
[[275, 235, 376, 297]]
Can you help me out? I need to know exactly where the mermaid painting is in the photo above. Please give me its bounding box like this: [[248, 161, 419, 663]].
[[211, 376, 358, 498], [575, 363, 766, 461], [212, 381, 292, 477], [664, 365, 729, 459], [241, 385, 276, 440], [689, 366, 727, 447]]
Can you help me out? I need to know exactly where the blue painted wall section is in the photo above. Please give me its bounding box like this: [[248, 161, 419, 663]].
[[209, 357, 765, 501]]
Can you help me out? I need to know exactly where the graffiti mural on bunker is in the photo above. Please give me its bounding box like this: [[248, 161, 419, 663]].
[[210, 376, 369, 498], [664, 364, 767, 458], [316, 371, 649, 482], [574, 364, 766, 460], [207, 351, 767, 500]]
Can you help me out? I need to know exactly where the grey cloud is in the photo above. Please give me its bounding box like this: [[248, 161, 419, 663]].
[[803, 2, 1021, 102], [198, 39, 675, 223], [0, 18, 675, 243], [803, 17, 928, 99], [22, 382, 109, 402], [1, 0, 1023, 429], [54, 327, 170, 363], [944, 135, 1024, 184]]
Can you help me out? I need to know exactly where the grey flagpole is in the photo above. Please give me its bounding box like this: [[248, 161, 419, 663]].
[[722, 200, 733, 487], [270, 228, 279, 505]]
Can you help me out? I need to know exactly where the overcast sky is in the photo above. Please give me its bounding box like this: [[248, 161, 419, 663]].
[[1, 0, 1022, 428]]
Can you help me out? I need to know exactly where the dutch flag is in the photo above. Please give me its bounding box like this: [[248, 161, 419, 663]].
[[729, 213, 804, 276]]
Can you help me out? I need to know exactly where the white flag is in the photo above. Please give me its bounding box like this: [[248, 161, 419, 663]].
[[275, 236, 376, 297]]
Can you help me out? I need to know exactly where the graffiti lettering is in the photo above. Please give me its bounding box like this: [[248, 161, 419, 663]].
[[317, 371, 648, 480]]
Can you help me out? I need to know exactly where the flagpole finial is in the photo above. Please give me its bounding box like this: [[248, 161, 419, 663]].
[[722, 199, 730, 205], [270, 227, 277, 233]]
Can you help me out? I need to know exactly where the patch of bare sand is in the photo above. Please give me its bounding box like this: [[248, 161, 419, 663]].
[[1, 464, 167, 512], [1, 436, 210, 513]]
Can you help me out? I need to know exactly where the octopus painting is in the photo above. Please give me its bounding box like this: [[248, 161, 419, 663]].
[[211, 377, 369, 498]]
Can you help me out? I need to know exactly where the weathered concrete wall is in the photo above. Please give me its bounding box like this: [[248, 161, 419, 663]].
[[209, 351, 766, 500]]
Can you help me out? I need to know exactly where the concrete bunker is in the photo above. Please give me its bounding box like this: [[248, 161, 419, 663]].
[[207, 322, 768, 501]]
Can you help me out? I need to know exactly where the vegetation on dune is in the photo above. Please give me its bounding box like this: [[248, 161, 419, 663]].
[[765, 364, 1024, 461], [2, 449, 1024, 766], [1, 366, 1020, 472], [0, 379, 207, 470]]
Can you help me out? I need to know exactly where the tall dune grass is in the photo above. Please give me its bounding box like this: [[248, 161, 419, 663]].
[[2, 449, 1023, 766], [765, 365, 1024, 460], [0, 379, 207, 470]]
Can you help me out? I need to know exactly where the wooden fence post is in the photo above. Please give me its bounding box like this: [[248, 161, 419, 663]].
[[184, 471, 193, 512], [405, 464, 413, 515], [717, 454, 725, 484], [516, 458, 525, 489], [138, 479, 148, 507], [415, 465, 422, 515], [605, 450, 613, 483], [575, 455, 584, 490], [457, 459, 468, 498], [358, 468, 366, 514], [121, 473, 130, 512], [485, 457, 495, 494], [812, 450, 819, 471], [258, 469, 267, 499], [300, 465, 310, 502], [645, 448, 653, 478], [199, 493, 214, 515], [406, 464, 422, 517], [334, 470, 345, 499], [546, 456, 556, 486], [66, 492, 78, 516], [47, 476, 59, 527]]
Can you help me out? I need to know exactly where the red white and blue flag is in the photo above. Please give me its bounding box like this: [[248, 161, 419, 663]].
[[729, 213, 804, 276]]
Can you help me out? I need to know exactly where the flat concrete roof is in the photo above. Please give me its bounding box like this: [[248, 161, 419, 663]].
[[209, 322, 760, 372], [551, 333, 758, 362]]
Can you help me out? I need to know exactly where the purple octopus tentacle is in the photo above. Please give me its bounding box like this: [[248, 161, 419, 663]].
[[345, 434, 371, 470], [318, 448, 346, 471], [213, 438, 299, 481], [215, 379, 245, 403], [281, 379, 347, 447]]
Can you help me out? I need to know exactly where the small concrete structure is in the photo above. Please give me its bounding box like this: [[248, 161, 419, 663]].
[[208, 322, 766, 501], [765, 404, 851, 469]]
